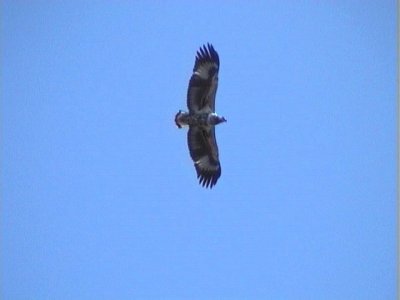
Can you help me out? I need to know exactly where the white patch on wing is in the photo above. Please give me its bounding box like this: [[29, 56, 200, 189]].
[[195, 156, 218, 171], [194, 63, 216, 79]]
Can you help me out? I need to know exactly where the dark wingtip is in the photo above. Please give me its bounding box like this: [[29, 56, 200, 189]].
[[196, 168, 221, 189], [195, 43, 220, 67]]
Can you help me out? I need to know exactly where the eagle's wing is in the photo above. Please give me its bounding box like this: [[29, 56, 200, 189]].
[[187, 126, 221, 188], [187, 44, 220, 113]]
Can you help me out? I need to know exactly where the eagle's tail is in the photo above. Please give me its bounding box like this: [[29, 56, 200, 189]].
[[175, 110, 190, 128], [175, 110, 182, 128]]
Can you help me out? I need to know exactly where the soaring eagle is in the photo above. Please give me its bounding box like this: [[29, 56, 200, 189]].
[[175, 44, 226, 188]]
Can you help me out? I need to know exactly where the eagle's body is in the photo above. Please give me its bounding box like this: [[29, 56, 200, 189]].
[[175, 111, 225, 127], [175, 44, 226, 189]]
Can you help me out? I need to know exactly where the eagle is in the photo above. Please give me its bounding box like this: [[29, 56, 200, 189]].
[[175, 43, 226, 188]]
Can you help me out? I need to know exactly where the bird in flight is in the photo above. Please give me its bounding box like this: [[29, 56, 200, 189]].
[[175, 44, 226, 188]]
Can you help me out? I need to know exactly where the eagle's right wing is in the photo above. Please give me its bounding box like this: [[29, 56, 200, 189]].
[[187, 44, 220, 114]]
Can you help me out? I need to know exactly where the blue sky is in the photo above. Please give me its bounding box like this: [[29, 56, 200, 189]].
[[2, 1, 397, 299]]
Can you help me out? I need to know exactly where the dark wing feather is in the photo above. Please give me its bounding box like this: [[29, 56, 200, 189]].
[[187, 44, 220, 113], [187, 126, 221, 188]]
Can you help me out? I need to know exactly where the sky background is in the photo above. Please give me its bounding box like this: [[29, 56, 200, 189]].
[[2, 1, 397, 299]]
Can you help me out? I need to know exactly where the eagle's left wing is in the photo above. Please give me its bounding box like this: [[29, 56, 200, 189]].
[[187, 44, 220, 114], [187, 126, 221, 188]]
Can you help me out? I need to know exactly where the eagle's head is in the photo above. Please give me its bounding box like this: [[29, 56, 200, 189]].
[[208, 113, 226, 125]]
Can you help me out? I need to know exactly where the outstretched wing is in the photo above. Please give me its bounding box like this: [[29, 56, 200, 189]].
[[187, 44, 220, 113], [187, 126, 221, 188]]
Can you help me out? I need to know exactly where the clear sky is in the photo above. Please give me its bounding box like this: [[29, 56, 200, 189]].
[[2, 1, 397, 299]]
